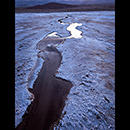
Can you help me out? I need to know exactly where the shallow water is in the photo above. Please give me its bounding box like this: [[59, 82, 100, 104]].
[[57, 16, 83, 38], [48, 16, 83, 39], [66, 22, 82, 38], [16, 33, 73, 130], [15, 11, 115, 129]]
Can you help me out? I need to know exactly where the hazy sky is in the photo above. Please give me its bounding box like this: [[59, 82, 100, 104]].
[[15, 0, 115, 2], [15, 0, 115, 7]]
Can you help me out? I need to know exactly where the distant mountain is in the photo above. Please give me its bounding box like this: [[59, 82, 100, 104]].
[[26, 2, 78, 9], [15, 2, 115, 12], [15, 0, 115, 8]]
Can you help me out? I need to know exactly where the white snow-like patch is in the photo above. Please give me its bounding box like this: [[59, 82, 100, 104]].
[[58, 17, 83, 39], [66, 22, 82, 38], [47, 32, 59, 37], [47, 17, 83, 39], [60, 22, 68, 25], [28, 57, 44, 89]]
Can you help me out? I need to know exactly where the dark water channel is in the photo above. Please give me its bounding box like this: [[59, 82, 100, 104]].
[[16, 35, 73, 130]]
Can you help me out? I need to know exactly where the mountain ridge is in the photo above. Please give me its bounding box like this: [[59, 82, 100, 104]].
[[26, 2, 78, 9], [15, 2, 115, 13]]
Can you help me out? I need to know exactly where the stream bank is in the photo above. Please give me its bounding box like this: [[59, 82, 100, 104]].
[[16, 34, 73, 130], [15, 11, 115, 129]]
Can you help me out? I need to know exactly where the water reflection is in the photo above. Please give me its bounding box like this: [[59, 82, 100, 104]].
[[57, 16, 83, 39], [66, 22, 82, 38]]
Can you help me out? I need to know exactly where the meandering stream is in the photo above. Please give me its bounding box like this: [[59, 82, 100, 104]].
[[50, 16, 83, 39], [16, 16, 82, 130], [15, 11, 115, 130]]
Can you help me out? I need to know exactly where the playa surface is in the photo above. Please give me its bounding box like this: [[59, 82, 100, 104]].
[[15, 11, 115, 129]]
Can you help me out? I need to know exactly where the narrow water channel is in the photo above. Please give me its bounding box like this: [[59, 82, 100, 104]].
[[16, 34, 73, 130], [16, 15, 82, 130], [57, 16, 83, 39]]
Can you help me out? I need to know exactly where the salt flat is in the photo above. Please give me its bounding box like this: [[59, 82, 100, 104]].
[[15, 11, 115, 129]]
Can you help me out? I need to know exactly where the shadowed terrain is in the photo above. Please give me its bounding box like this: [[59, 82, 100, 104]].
[[15, 2, 115, 13]]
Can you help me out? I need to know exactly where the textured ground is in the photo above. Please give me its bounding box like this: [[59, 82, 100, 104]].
[[15, 11, 115, 129]]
